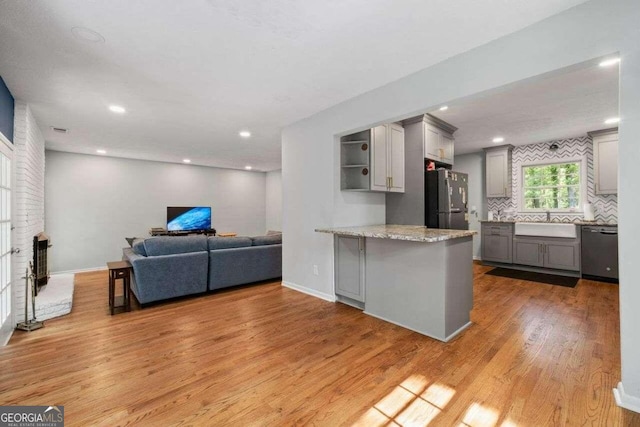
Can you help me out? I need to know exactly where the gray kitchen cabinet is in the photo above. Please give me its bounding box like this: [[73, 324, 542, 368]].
[[371, 123, 405, 192], [481, 223, 513, 264], [513, 236, 580, 271], [340, 129, 372, 191], [340, 124, 404, 192], [589, 128, 618, 195], [334, 235, 365, 303], [513, 238, 544, 267], [484, 145, 514, 198], [543, 240, 581, 271], [403, 114, 456, 166]]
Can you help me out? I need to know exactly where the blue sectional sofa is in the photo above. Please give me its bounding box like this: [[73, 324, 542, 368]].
[[122, 234, 282, 305]]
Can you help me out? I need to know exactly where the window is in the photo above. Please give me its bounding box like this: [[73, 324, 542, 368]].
[[522, 161, 581, 211]]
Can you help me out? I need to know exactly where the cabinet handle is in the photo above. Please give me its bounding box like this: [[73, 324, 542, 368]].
[[390, 176, 393, 188]]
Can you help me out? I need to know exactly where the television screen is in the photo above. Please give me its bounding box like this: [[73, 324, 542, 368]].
[[167, 206, 212, 231]]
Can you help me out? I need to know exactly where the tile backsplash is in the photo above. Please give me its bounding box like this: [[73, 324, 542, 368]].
[[486, 136, 617, 223]]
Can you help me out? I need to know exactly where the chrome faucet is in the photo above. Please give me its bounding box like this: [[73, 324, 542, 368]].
[[546, 210, 551, 222]]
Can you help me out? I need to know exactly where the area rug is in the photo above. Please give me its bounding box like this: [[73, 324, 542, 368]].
[[486, 268, 578, 288]]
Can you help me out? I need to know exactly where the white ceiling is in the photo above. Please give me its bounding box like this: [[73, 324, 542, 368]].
[[430, 60, 620, 154], [0, 0, 588, 171]]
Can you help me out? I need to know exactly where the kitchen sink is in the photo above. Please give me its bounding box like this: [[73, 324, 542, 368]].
[[514, 222, 577, 238]]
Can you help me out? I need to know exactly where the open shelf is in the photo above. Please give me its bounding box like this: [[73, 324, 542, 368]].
[[340, 129, 372, 191]]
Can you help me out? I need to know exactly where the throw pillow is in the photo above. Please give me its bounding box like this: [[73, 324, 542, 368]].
[[131, 238, 148, 256], [125, 237, 136, 247]]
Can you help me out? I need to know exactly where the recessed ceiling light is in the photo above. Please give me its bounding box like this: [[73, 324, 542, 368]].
[[599, 58, 620, 67], [492, 137, 505, 143], [245, 166, 252, 170], [439, 106, 449, 111], [96, 149, 106, 155], [50, 127, 68, 134], [183, 159, 191, 163], [239, 131, 251, 138], [109, 105, 126, 114], [71, 27, 105, 44], [605, 117, 620, 125]]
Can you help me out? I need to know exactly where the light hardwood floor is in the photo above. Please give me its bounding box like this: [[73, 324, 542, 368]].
[[1, 265, 638, 426]]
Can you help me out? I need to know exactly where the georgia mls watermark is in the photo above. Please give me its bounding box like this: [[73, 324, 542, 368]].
[[0, 406, 64, 427]]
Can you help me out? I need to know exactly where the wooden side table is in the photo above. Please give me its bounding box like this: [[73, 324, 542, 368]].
[[107, 261, 132, 315], [217, 232, 237, 237]]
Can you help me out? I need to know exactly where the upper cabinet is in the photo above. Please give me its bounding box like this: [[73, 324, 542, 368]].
[[589, 128, 618, 195], [403, 114, 457, 166], [340, 124, 405, 192], [484, 144, 514, 198]]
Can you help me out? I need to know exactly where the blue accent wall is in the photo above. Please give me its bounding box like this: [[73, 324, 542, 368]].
[[0, 76, 14, 143]]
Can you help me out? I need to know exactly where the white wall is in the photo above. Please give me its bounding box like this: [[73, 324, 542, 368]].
[[453, 153, 485, 259], [45, 151, 267, 272], [282, 0, 640, 411], [265, 170, 282, 232], [12, 102, 45, 321]]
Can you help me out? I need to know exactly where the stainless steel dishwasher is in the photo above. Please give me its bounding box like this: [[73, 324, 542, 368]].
[[581, 225, 618, 281]]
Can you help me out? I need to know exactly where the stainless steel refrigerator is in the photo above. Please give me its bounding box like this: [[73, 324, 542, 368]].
[[425, 169, 469, 230]]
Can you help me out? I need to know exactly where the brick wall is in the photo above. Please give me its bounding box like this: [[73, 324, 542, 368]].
[[12, 102, 45, 320]]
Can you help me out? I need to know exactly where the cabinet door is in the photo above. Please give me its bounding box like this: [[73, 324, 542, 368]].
[[441, 133, 454, 165], [424, 123, 441, 160], [370, 125, 389, 192], [388, 124, 405, 193], [513, 239, 544, 267], [544, 241, 580, 271], [486, 151, 508, 198], [482, 233, 513, 263], [334, 236, 365, 302], [594, 134, 618, 194]]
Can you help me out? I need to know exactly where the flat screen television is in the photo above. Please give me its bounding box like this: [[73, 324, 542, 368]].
[[167, 206, 212, 232]]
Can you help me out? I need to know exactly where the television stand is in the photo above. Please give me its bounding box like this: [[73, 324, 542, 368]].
[[149, 228, 216, 237]]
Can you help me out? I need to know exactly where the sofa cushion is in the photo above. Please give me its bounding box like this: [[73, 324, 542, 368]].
[[131, 238, 148, 256], [143, 235, 208, 256], [207, 236, 252, 250], [251, 234, 282, 246]]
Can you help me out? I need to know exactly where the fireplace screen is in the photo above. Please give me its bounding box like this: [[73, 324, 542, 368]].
[[33, 232, 50, 296]]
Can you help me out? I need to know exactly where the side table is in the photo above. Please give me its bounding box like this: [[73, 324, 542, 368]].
[[107, 260, 132, 315]]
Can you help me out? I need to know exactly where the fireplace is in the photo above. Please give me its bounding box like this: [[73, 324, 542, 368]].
[[33, 232, 50, 296]]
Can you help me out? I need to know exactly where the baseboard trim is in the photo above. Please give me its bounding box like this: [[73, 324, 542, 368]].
[[614, 382, 640, 414], [281, 281, 335, 302], [51, 266, 107, 275], [473, 255, 482, 261], [362, 310, 472, 343]]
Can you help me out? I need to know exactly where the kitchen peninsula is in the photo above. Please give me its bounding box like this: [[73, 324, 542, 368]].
[[315, 225, 476, 342]]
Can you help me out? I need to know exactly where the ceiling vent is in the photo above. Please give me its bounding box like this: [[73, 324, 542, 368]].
[[50, 127, 69, 134]]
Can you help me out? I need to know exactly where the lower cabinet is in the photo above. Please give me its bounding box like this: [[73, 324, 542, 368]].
[[481, 223, 513, 264], [513, 237, 580, 272], [334, 235, 365, 303]]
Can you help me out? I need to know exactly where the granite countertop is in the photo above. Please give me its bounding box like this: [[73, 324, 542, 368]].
[[480, 219, 617, 226], [315, 224, 477, 243]]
